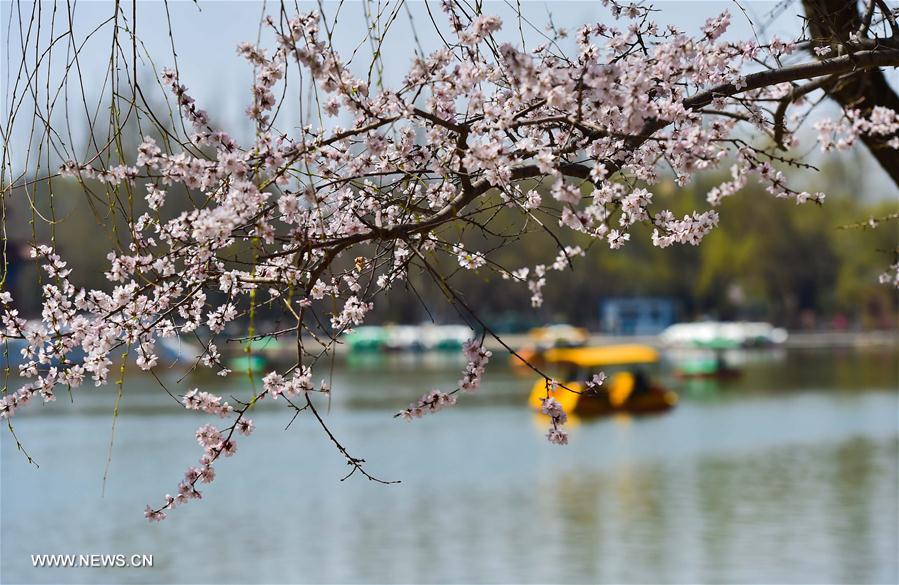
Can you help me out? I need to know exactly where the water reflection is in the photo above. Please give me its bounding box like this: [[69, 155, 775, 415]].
[[1, 348, 897, 584]]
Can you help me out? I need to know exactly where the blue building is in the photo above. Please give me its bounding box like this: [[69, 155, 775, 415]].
[[600, 297, 676, 335]]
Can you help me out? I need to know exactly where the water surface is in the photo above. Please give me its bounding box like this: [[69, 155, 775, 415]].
[[2, 347, 897, 584]]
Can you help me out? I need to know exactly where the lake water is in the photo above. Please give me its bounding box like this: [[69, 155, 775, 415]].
[[2, 347, 897, 584]]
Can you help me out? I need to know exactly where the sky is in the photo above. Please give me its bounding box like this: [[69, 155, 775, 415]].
[[1, 0, 897, 197]]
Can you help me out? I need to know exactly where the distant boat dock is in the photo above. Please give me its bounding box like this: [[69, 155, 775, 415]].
[[298, 328, 897, 356]]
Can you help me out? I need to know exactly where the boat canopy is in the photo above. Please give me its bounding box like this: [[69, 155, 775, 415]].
[[543, 344, 659, 367]]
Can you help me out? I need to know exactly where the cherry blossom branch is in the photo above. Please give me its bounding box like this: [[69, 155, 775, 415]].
[[3, 1, 898, 522]]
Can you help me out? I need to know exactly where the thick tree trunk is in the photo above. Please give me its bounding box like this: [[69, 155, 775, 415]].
[[803, 0, 899, 188]]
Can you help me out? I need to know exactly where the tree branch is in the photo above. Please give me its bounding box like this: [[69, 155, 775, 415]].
[[803, 0, 899, 186]]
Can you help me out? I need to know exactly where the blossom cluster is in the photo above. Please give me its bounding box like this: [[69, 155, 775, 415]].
[[182, 389, 234, 417], [4, 0, 899, 519], [879, 262, 899, 288], [397, 389, 457, 421], [815, 107, 899, 152], [541, 394, 569, 445], [502, 246, 586, 308], [459, 340, 492, 392], [397, 340, 491, 419], [262, 368, 314, 399], [145, 406, 254, 522], [587, 372, 608, 390]]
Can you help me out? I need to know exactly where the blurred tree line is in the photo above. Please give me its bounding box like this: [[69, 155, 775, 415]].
[[4, 158, 897, 332], [357, 158, 897, 331]]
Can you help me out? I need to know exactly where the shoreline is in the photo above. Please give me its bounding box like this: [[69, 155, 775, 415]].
[[288, 329, 898, 357]]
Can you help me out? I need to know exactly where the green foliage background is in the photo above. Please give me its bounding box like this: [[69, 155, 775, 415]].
[[4, 160, 897, 331]]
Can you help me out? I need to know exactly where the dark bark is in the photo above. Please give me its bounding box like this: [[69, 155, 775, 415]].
[[803, 0, 899, 188]]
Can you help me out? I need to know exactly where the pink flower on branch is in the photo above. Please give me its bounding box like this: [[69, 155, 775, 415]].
[[3, 0, 899, 519]]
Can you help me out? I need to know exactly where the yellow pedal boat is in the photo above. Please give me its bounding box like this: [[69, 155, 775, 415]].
[[527, 345, 678, 417]]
